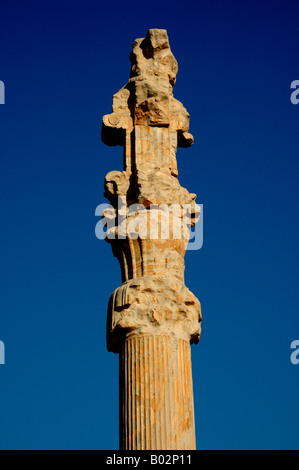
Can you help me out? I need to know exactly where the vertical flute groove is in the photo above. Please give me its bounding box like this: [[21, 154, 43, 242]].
[[128, 339, 132, 450], [149, 335, 155, 449], [153, 336, 159, 449], [161, 335, 168, 449], [144, 335, 149, 450], [131, 336, 137, 449]]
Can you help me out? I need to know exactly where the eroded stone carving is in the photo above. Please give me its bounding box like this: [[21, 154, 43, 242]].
[[101, 29, 201, 450], [107, 275, 201, 353]]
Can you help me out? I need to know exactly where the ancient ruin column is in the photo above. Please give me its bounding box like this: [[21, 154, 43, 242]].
[[101, 29, 202, 450]]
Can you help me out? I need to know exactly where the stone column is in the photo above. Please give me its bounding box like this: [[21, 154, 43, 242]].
[[101, 29, 202, 450], [119, 334, 196, 450]]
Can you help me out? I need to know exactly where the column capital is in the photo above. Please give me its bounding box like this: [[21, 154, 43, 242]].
[[107, 275, 201, 353]]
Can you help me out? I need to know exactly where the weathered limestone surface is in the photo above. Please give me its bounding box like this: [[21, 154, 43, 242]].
[[120, 335, 196, 450], [101, 29, 201, 450]]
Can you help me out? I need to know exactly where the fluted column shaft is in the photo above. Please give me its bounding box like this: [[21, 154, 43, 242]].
[[119, 334, 196, 450]]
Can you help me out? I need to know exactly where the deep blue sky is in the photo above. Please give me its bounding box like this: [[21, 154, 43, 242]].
[[0, 0, 298, 450]]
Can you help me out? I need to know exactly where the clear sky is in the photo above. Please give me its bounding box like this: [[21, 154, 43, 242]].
[[0, 0, 298, 450]]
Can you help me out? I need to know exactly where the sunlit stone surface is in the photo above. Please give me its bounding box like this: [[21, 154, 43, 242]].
[[101, 29, 201, 450]]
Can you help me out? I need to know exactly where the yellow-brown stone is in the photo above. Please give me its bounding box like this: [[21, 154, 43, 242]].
[[101, 29, 201, 450]]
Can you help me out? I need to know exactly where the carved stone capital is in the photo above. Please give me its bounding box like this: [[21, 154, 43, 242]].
[[107, 275, 201, 353]]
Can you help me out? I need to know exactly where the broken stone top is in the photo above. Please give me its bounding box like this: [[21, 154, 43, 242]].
[[102, 28, 193, 148], [130, 29, 178, 87]]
